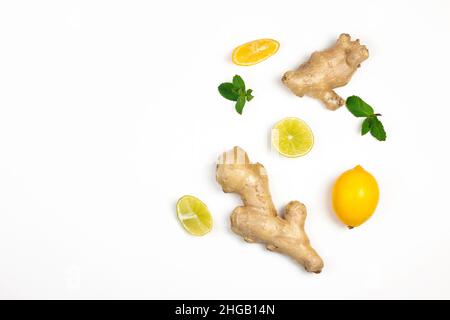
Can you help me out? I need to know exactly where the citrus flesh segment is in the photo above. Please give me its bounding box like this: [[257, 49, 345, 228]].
[[176, 195, 213, 236], [271, 117, 314, 157], [232, 39, 280, 66]]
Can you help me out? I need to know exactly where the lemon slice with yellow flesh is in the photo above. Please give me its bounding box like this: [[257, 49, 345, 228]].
[[176, 195, 213, 236], [232, 39, 280, 66], [271, 117, 314, 157]]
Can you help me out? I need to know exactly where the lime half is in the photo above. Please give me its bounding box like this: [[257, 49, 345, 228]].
[[176, 195, 213, 236], [271, 117, 314, 157]]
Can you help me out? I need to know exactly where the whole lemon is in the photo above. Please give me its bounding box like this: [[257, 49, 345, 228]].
[[332, 165, 379, 228]]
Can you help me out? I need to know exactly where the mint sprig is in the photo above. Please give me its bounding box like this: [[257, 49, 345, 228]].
[[218, 75, 254, 115], [346, 96, 386, 141]]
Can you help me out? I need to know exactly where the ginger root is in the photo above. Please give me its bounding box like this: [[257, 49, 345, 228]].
[[216, 147, 323, 273], [282, 33, 369, 110]]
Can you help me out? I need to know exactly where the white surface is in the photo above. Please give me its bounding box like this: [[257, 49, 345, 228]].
[[0, 0, 449, 299]]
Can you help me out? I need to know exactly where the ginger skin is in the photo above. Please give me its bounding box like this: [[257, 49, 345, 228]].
[[282, 33, 369, 110], [216, 147, 323, 273]]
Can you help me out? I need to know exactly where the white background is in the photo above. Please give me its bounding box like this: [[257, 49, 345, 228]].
[[0, 0, 449, 299]]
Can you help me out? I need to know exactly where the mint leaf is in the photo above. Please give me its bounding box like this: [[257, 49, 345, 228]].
[[361, 117, 373, 135], [246, 89, 254, 102], [346, 96, 374, 117], [218, 83, 239, 101], [232, 75, 245, 91], [370, 117, 386, 141], [347, 95, 386, 141], [235, 96, 246, 114], [219, 75, 253, 114]]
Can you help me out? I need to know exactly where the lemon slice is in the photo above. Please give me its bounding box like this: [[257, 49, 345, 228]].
[[271, 117, 314, 157], [176, 195, 213, 236], [232, 39, 280, 66]]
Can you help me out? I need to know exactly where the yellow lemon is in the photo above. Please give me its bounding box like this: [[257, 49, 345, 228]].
[[176, 195, 213, 236], [232, 39, 280, 66], [332, 165, 379, 228]]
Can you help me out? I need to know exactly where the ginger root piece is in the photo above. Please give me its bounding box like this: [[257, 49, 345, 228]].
[[216, 146, 323, 273], [282, 33, 369, 110]]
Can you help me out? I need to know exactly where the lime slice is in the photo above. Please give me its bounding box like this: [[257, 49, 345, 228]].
[[271, 117, 314, 157], [176, 195, 213, 236]]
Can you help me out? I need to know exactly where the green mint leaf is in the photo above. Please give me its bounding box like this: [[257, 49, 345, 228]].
[[235, 96, 246, 114], [346, 96, 375, 117], [246, 89, 254, 102], [361, 117, 373, 135], [218, 75, 253, 114], [370, 117, 387, 141], [232, 75, 245, 91], [218, 83, 239, 101]]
